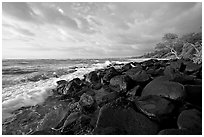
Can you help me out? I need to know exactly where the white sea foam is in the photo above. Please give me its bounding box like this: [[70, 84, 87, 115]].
[[2, 61, 112, 122]]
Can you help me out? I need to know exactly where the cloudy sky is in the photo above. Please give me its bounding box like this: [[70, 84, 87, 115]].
[[2, 2, 202, 59]]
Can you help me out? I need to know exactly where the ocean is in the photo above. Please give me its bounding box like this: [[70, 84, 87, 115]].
[[2, 58, 136, 122]]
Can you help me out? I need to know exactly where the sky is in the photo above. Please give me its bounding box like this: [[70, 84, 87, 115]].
[[2, 2, 202, 59]]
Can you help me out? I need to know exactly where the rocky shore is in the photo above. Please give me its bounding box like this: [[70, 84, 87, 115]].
[[2, 58, 202, 135]]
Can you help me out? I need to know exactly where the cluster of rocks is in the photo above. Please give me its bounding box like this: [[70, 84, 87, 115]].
[[2, 58, 202, 135]]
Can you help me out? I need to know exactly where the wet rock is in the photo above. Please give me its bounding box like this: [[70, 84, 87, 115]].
[[121, 63, 133, 72], [185, 85, 202, 106], [158, 128, 201, 135], [37, 106, 68, 131], [79, 93, 94, 108], [125, 68, 150, 83], [57, 78, 83, 96], [84, 71, 101, 90], [102, 67, 119, 84], [142, 76, 186, 101], [177, 109, 202, 131], [85, 71, 100, 84], [56, 80, 68, 85], [185, 61, 202, 74], [141, 59, 159, 68], [164, 66, 195, 84], [94, 102, 159, 135], [60, 112, 81, 132], [135, 95, 175, 120], [100, 92, 119, 105], [109, 75, 134, 93], [169, 59, 186, 72]]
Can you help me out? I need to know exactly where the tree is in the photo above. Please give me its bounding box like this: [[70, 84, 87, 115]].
[[155, 33, 181, 59]]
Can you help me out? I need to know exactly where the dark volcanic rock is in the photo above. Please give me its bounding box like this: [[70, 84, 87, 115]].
[[79, 93, 94, 107], [125, 68, 150, 83], [56, 80, 67, 85], [158, 128, 201, 135], [94, 102, 159, 135], [164, 66, 195, 84], [109, 75, 134, 93], [185, 85, 202, 106], [141, 59, 159, 68], [37, 106, 69, 131], [57, 78, 83, 96], [177, 109, 202, 131], [85, 71, 100, 84], [135, 95, 175, 120], [94, 86, 119, 106], [84, 71, 102, 90], [102, 67, 119, 84], [141, 76, 186, 101], [121, 63, 133, 72], [185, 61, 202, 74]]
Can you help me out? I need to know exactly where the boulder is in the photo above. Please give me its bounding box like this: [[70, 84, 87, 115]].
[[79, 93, 94, 108], [85, 71, 100, 84], [141, 76, 186, 101], [37, 106, 68, 131], [109, 75, 134, 93], [177, 109, 202, 131], [94, 102, 159, 135], [158, 129, 201, 135], [125, 68, 150, 83], [164, 66, 195, 84], [121, 63, 133, 72], [169, 59, 186, 72], [185, 61, 202, 74], [141, 59, 158, 68], [102, 67, 119, 83], [135, 95, 175, 120], [57, 78, 83, 96]]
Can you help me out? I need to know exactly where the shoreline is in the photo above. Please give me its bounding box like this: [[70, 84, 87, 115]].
[[2, 58, 202, 135]]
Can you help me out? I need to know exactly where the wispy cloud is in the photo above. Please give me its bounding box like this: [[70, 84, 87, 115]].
[[2, 2, 202, 59]]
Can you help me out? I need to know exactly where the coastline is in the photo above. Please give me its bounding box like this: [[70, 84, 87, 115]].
[[2, 58, 202, 135]]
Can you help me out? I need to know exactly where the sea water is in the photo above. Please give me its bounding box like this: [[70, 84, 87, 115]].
[[2, 58, 131, 122]]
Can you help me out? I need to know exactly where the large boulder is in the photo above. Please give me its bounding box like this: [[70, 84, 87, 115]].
[[94, 102, 159, 135], [141, 76, 186, 101], [135, 95, 175, 121], [177, 109, 202, 131]]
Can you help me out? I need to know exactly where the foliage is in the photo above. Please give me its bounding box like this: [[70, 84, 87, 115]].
[[145, 31, 202, 64]]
